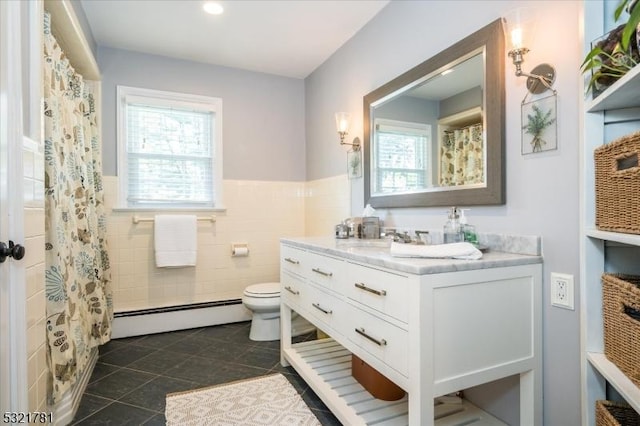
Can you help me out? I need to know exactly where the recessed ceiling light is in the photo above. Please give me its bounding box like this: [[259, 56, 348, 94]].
[[203, 2, 224, 15]]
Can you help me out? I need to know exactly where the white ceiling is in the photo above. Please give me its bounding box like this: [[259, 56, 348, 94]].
[[80, 0, 390, 79]]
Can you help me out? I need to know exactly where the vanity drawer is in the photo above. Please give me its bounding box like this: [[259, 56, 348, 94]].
[[306, 252, 345, 294], [280, 271, 309, 311], [281, 245, 307, 277], [347, 263, 410, 323], [303, 282, 346, 333], [346, 306, 409, 377]]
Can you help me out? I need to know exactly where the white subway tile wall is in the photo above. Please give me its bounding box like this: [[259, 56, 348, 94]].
[[24, 141, 47, 412], [23, 146, 45, 208], [104, 176, 348, 312], [305, 175, 350, 237]]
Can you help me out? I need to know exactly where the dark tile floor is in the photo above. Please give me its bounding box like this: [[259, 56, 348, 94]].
[[71, 321, 342, 425]]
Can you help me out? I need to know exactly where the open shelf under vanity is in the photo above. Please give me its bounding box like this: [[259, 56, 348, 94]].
[[283, 338, 506, 426]]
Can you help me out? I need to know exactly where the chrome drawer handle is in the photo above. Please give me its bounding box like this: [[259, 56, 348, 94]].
[[312, 303, 332, 315], [355, 327, 387, 346], [354, 282, 387, 296], [284, 257, 300, 265], [312, 267, 333, 277], [284, 286, 299, 295]]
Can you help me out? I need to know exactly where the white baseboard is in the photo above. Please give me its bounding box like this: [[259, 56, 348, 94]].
[[51, 348, 98, 426], [111, 302, 252, 339]]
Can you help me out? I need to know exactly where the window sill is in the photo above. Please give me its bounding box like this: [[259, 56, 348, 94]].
[[111, 207, 227, 213]]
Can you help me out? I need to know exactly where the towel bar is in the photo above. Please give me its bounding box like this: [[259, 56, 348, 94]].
[[132, 215, 216, 224]]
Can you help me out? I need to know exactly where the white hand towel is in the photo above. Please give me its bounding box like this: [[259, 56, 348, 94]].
[[390, 242, 482, 260], [154, 215, 197, 267]]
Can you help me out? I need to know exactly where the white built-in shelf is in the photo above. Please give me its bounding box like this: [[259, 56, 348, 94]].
[[582, 4, 640, 424], [585, 228, 640, 247], [586, 64, 640, 112], [587, 352, 640, 414]]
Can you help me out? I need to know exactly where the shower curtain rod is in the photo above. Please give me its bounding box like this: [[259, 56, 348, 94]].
[[132, 215, 217, 224]]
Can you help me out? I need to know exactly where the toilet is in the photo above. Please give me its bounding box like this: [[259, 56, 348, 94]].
[[242, 282, 315, 341]]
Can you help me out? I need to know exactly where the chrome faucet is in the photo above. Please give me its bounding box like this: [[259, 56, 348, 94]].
[[388, 231, 413, 244], [415, 230, 431, 245], [386, 230, 431, 244]]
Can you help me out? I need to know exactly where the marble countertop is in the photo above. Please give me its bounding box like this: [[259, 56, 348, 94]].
[[281, 236, 543, 275]]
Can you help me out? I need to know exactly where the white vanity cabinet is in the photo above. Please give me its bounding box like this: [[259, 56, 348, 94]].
[[280, 238, 543, 426]]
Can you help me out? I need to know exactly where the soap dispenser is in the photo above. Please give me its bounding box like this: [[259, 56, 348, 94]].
[[443, 207, 463, 243], [459, 209, 478, 245]]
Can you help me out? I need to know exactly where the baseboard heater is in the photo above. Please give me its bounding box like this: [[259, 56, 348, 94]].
[[111, 299, 252, 339]]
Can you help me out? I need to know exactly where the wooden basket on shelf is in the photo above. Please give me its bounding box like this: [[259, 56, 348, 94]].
[[351, 354, 405, 401], [602, 273, 640, 387], [596, 400, 640, 426], [594, 130, 640, 234]]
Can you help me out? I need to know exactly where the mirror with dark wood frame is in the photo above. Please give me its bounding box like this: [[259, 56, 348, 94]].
[[364, 18, 505, 208]]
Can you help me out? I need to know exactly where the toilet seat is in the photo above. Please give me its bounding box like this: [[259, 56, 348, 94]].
[[243, 282, 280, 298]]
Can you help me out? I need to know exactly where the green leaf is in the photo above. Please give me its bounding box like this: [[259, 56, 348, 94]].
[[621, 2, 640, 50], [615, 0, 629, 22], [581, 46, 604, 72]]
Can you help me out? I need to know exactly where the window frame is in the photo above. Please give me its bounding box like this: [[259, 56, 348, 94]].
[[116, 85, 224, 210], [372, 118, 432, 195]]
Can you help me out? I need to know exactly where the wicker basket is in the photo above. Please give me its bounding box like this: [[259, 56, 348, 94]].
[[596, 400, 640, 426], [602, 273, 640, 387], [594, 131, 640, 234], [351, 354, 405, 401]]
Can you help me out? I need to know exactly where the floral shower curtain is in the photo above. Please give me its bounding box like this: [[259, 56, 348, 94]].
[[43, 12, 112, 403], [439, 123, 484, 186]]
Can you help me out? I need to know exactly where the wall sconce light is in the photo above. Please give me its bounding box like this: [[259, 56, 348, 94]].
[[335, 112, 360, 151], [505, 9, 556, 94]]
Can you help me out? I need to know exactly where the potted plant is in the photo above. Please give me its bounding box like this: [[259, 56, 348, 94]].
[[581, 0, 640, 96]]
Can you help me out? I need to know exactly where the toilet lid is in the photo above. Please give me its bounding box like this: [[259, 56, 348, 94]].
[[244, 282, 280, 297]]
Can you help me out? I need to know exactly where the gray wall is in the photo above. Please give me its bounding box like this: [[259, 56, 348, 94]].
[[440, 86, 482, 119], [98, 47, 306, 181], [305, 1, 582, 425], [376, 96, 438, 124], [375, 95, 439, 146]]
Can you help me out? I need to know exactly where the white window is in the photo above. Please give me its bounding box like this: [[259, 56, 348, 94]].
[[117, 86, 223, 209], [372, 119, 431, 194]]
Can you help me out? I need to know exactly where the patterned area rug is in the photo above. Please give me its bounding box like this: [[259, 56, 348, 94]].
[[165, 373, 321, 425]]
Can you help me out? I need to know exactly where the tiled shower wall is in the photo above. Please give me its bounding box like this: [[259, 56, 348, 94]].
[[104, 175, 349, 312], [23, 142, 48, 412]]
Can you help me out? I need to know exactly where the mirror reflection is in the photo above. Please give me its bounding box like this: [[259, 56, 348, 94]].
[[364, 18, 504, 209], [370, 52, 485, 196]]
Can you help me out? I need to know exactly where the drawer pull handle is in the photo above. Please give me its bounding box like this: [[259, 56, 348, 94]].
[[354, 282, 387, 296], [312, 267, 333, 277], [284, 257, 300, 265], [312, 303, 332, 315], [284, 286, 299, 295], [355, 327, 387, 346]]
